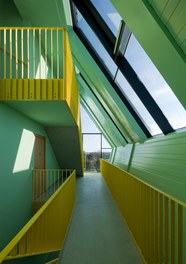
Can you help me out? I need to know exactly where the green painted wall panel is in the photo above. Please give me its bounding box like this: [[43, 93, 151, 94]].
[[113, 144, 133, 171], [113, 132, 186, 202], [0, 0, 23, 26], [129, 132, 186, 203], [0, 103, 59, 250]]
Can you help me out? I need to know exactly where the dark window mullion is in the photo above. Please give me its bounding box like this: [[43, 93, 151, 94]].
[[116, 56, 174, 134]]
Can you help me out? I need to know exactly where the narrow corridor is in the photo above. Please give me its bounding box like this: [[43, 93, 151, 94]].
[[59, 173, 143, 264]]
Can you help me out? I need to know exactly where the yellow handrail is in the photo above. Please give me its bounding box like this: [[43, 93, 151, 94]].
[[101, 160, 186, 264], [0, 170, 76, 263], [33, 169, 73, 201]]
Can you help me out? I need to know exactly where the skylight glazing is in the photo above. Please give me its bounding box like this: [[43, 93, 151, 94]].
[[115, 70, 162, 135], [76, 8, 117, 78], [90, 0, 122, 37], [125, 35, 186, 130]]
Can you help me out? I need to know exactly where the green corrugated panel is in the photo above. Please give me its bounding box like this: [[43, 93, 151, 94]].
[[129, 132, 186, 203]]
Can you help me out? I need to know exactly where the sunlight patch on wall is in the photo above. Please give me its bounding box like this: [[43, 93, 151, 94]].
[[13, 129, 35, 173]]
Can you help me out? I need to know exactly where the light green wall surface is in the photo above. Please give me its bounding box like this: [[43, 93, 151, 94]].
[[0, 103, 59, 250], [113, 144, 134, 171], [111, 0, 186, 109]]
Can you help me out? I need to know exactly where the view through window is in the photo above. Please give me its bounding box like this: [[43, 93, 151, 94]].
[[81, 105, 112, 172]]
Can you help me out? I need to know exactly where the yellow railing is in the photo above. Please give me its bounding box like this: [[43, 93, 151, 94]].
[[0, 170, 76, 263], [33, 169, 73, 201], [101, 160, 186, 264]]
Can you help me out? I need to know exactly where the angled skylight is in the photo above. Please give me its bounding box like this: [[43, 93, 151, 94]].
[[90, 0, 122, 37], [115, 70, 162, 135], [76, 7, 117, 78], [125, 35, 186, 130]]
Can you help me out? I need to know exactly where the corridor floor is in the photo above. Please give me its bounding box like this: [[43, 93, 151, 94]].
[[59, 173, 143, 264]]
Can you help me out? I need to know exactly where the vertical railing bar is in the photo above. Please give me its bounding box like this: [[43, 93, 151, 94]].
[[4, 29, 7, 78], [43, 170, 45, 198], [54, 170, 56, 193], [33, 170, 35, 201], [45, 29, 47, 79], [57, 29, 59, 79], [147, 186, 152, 263], [39, 170, 41, 200], [159, 193, 163, 263], [171, 200, 175, 264], [25, 232, 28, 254], [39, 29, 41, 79], [33, 29, 35, 78], [58, 170, 60, 188], [10, 29, 12, 79], [178, 204, 183, 264], [154, 190, 158, 263], [21, 29, 24, 78], [164, 196, 169, 264], [46, 170, 48, 199], [15, 29, 18, 78], [150, 188, 154, 263], [27, 29, 30, 79], [51, 29, 53, 79]]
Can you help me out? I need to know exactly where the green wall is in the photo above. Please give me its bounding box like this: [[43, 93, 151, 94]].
[[0, 103, 59, 250], [0, 0, 23, 26], [113, 132, 186, 203]]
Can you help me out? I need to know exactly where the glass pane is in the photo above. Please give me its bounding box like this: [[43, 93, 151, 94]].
[[90, 0, 122, 37], [80, 105, 100, 133], [75, 7, 117, 78], [115, 70, 162, 135], [83, 134, 101, 172], [102, 135, 111, 148], [125, 34, 186, 130]]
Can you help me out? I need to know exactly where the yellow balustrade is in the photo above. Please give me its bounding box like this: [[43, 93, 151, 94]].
[[33, 169, 74, 201], [101, 159, 186, 264], [0, 170, 76, 263]]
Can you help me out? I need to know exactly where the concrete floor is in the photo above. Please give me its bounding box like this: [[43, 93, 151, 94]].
[[59, 173, 143, 264]]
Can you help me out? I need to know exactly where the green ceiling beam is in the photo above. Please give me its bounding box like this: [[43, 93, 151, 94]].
[[111, 0, 186, 109]]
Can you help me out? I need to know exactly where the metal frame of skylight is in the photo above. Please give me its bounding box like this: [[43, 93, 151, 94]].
[[70, 0, 174, 136]]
